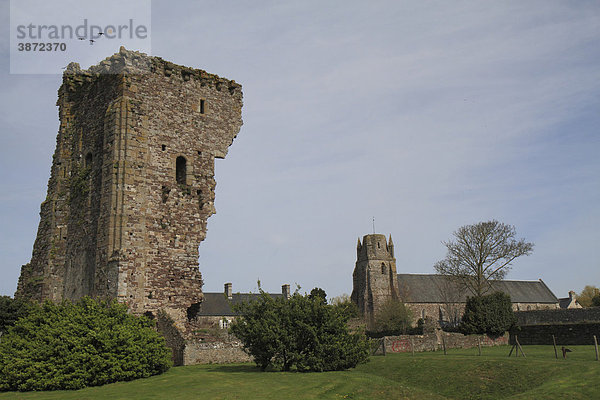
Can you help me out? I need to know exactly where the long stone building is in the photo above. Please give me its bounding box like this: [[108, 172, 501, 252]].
[[15, 48, 243, 364], [351, 234, 559, 327]]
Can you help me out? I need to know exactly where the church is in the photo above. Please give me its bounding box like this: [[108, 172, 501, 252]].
[[350, 234, 559, 327]]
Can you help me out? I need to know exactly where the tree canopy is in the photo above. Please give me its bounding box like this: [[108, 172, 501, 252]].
[[434, 220, 533, 297], [308, 287, 327, 305], [577, 285, 600, 307], [230, 289, 369, 372]]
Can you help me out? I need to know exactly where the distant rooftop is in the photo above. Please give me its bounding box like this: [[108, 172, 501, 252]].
[[196, 292, 284, 316], [196, 283, 290, 316], [397, 274, 558, 304]]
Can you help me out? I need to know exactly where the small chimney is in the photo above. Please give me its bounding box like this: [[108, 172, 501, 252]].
[[224, 282, 232, 299], [282, 284, 290, 299]]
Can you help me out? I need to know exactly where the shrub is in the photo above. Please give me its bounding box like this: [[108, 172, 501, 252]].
[[372, 299, 413, 335], [460, 292, 516, 337], [0, 296, 33, 334], [0, 297, 171, 392], [230, 290, 370, 372]]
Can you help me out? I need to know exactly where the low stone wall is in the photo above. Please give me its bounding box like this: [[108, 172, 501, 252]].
[[510, 323, 600, 345], [515, 308, 600, 326], [184, 340, 252, 364], [181, 328, 253, 365], [375, 331, 508, 354]]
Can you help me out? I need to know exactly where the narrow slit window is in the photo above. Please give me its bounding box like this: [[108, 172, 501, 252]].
[[176, 156, 187, 185], [200, 99, 205, 114], [85, 153, 92, 167], [162, 144, 166, 151]]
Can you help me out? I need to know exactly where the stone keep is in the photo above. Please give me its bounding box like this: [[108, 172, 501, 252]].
[[15, 48, 243, 329], [351, 234, 399, 324]]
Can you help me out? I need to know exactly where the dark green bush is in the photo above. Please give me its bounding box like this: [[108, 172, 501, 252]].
[[0, 296, 33, 333], [0, 297, 171, 392], [460, 291, 516, 337], [231, 290, 369, 372]]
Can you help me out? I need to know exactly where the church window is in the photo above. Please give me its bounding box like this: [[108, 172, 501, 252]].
[[381, 263, 386, 274], [85, 152, 92, 167], [176, 156, 187, 185], [200, 99, 205, 114]]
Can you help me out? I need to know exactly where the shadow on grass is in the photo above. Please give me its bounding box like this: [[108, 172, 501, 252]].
[[201, 364, 262, 373], [201, 363, 339, 374]]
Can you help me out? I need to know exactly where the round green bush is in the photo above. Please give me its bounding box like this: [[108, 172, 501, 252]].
[[0, 297, 172, 391]]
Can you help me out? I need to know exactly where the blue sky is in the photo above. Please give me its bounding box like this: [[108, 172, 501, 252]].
[[0, 1, 599, 300]]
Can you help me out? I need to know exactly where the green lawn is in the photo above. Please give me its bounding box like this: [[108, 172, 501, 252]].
[[1, 345, 598, 399]]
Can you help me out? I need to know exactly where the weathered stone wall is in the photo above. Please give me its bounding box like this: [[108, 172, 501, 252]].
[[512, 302, 559, 311], [351, 234, 398, 326], [15, 48, 243, 357], [183, 327, 251, 364], [511, 323, 600, 346], [156, 311, 186, 366], [515, 308, 600, 326], [184, 340, 252, 364], [405, 303, 464, 326], [404, 302, 558, 327], [374, 332, 508, 354]]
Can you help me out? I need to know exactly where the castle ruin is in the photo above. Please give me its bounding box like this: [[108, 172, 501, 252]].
[[15, 48, 243, 363]]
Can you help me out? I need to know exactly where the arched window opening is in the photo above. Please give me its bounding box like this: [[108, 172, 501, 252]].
[[176, 156, 187, 185], [381, 263, 386, 274], [85, 153, 92, 167]]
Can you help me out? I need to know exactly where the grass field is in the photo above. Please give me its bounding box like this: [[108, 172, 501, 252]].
[[1, 345, 598, 399]]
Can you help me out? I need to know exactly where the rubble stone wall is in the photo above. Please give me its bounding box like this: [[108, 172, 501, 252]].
[[510, 323, 600, 346], [515, 308, 600, 326], [374, 331, 508, 354]]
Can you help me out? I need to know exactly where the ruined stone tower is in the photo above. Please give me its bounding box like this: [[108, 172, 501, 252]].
[[16, 48, 243, 335], [351, 234, 399, 325]]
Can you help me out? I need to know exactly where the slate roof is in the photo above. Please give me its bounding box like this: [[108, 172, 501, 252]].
[[397, 274, 558, 304], [558, 297, 571, 309], [196, 292, 284, 316]]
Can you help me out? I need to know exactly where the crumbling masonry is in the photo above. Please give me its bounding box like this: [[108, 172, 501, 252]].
[[15, 48, 243, 363]]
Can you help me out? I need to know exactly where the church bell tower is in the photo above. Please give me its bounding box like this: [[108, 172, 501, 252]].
[[351, 234, 399, 325]]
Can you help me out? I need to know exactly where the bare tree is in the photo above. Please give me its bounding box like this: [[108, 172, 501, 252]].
[[433, 277, 463, 328], [434, 220, 534, 297]]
